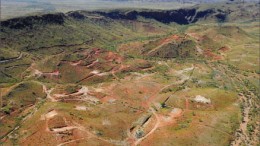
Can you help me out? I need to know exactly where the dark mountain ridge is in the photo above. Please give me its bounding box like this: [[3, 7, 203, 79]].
[[1, 2, 259, 30], [1, 13, 65, 29], [0, 8, 225, 29]]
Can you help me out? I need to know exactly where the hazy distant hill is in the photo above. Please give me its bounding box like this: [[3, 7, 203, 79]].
[[103, 0, 258, 2]]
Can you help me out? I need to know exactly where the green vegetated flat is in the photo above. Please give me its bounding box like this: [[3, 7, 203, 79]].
[[0, 1, 259, 146]]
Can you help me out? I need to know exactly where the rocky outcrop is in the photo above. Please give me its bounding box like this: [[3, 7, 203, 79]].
[[1, 3, 258, 29], [94, 8, 224, 24], [67, 11, 86, 20], [0, 7, 225, 29], [1, 13, 65, 29]]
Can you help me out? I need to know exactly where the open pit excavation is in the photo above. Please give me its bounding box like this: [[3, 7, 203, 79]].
[[0, 1, 259, 146]]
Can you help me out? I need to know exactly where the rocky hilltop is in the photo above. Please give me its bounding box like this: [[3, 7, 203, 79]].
[[1, 2, 259, 29]]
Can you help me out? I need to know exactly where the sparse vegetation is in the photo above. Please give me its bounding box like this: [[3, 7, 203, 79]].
[[0, 1, 259, 146]]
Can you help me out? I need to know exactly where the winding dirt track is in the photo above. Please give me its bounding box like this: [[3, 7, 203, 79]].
[[207, 63, 259, 146], [56, 121, 120, 146], [134, 108, 160, 146], [130, 65, 195, 145], [4, 60, 256, 146], [231, 92, 253, 146], [57, 138, 85, 146], [0, 82, 46, 141]]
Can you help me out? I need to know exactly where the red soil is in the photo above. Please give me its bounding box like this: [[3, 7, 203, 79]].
[[105, 52, 124, 63], [92, 48, 102, 55], [88, 91, 106, 99], [187, 33, 201, 41], [158, 109, 183, 127], [218, 46, 230, 52], [203, 49, 223, 60], [159, 34, 181, 44]]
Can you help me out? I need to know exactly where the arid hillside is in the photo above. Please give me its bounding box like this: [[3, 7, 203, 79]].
[[0, 2, 259, 146]]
